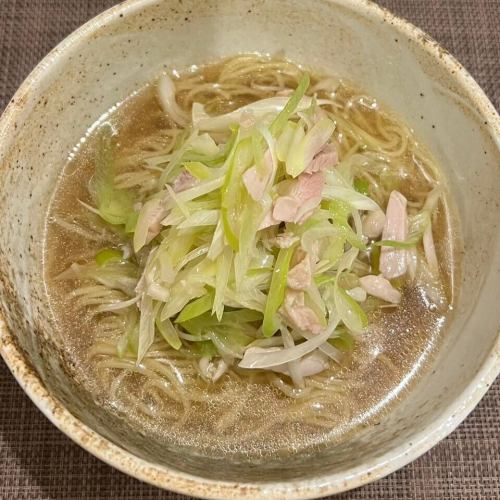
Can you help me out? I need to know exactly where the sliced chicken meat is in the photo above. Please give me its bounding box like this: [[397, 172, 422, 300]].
[[281, 289, 323, 334], [304, 144, 338, 174], [287, 249, 313, 290], [270, 349, 330, 378], [172, 169, 197, 193], [273, 195, 300, 222], [273, 170, 326, 224], [359, 274, 401, 304], [242, 149, 273, 201], [258, 207, 280, 230], [380, 190, 408, 279], [133, 196, 169, 252]]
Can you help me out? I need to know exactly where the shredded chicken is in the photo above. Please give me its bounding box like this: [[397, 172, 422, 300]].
[[287, 249, 313, 290], [173, 170, 197, 193], [273, 170, 326, 223], [242, 150, 273, 201], [143, 199, 168, 246], [281, 289, 323, 334], [256, 145, 335, 227], [304, 144, 338, 174], [380, 190, 408, 279], [270, 349, 330, 378], [359, 274, 401, 304], [258, 208, 279, 230]]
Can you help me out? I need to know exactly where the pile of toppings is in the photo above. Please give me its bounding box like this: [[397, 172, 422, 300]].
[[63, 72, 442, 388]]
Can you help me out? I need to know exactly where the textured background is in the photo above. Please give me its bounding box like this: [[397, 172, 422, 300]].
[[0, 0, 498, 499]]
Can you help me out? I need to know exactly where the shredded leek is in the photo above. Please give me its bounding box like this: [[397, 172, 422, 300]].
[[262, 245, 296, 337], [90, 126, 135, 226], [64, 68, 425, 389]]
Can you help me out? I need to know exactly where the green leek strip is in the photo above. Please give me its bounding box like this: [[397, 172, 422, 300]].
[[92, 126, 135, 226], [374, 239, 419, 249], [285, 117, 335, 178], [125, 212, 139, 233], [269, 73, 310, 137], [175, 291, 214, 323], [328, 329, 355, 352], [251, 127, 266, 174], [276, 120, 298, 162], [184, 161, 213, 180], [262, 245, 297, 337], [221, 134, 252, 252], [155, 316, 182, 350], [221, 208, 239, 251], [314, 273, 336, 287], [353, 177, 370, 195], [95, 248, 122, 266], [213, 246, 233, 321], [333, 281, 368, 334], [222, 309, 263, 323], [188, 340, 218, 358], [328, 200, 366, 251]]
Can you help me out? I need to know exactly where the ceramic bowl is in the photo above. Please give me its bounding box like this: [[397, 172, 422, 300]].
[[0, 0, 498, 498]]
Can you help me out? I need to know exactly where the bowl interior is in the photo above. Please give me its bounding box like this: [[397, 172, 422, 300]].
[[0, 0, 498, 489]]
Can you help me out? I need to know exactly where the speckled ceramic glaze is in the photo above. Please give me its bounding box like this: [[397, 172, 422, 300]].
[[0, 0, 498, 498]]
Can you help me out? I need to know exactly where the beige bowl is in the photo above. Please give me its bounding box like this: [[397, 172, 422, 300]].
[[0, 0, 498, 498]]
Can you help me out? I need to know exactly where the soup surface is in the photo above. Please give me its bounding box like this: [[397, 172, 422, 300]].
[[44, 55, 458, 459]]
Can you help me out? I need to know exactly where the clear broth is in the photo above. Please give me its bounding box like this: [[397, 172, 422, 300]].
[[44, 58, 458, 459]]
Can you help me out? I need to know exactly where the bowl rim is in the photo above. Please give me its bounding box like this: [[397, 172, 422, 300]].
[[0, 0, 499, 498]]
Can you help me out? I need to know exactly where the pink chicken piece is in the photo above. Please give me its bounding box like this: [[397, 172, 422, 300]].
[[273, 196, 300, 222], [380, 190, 408, 279], [258, 145, 336, 228], [142, 199, 169, 245], [273, 170, 326, 224], [287, 250, 313, 290], [304, 144, 338, 174], [243, 150, 274, 202], [270, 350, 330, 378], [172, 170, 197, 193], [281, 289, 324, 334], [359, 274, 401, 304], [258, 208, 280, 230], [258, 145, 335, 229]]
